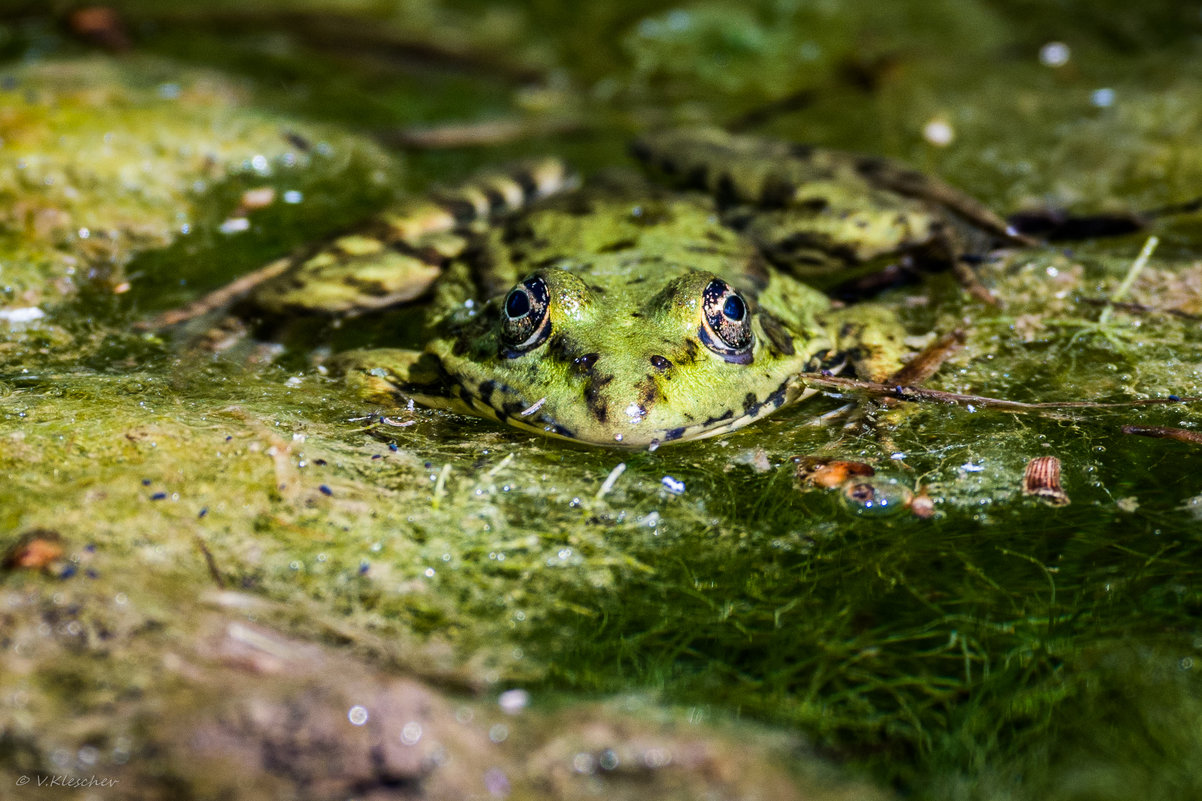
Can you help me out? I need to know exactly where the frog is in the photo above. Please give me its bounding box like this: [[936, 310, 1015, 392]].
[[164, 127, 1031, 449]]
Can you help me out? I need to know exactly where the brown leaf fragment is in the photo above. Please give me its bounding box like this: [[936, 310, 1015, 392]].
[[886, 329, 967, 388], [2, 528, 67, 571]]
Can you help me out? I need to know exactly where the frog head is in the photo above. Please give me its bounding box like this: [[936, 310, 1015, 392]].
[[430, 266, 827, 448]]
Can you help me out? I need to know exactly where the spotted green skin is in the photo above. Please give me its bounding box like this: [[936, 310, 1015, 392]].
[[260, 129, 1020, 448], [342, 189, 911, 449], [407, 191, 840, 448]]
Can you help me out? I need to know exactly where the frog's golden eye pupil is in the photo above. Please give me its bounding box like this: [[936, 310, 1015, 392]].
[[499, 275, 551, 355]]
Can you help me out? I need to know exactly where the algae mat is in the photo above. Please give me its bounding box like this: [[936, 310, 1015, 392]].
[[2, 2, 1202, 799]]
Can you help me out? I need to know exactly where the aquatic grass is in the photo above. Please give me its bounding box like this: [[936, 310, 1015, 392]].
[[532, 530, 1202, 789], [511, 414, 1202, 790]]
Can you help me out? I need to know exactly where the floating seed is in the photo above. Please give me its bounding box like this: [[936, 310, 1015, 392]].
[[909, 487, 935, 519], [793, 456, 875, 489], [1022, 456, 1070, 506]]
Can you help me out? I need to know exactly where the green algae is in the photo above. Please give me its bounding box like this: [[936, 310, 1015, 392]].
[[2, 2, 1202, 799]]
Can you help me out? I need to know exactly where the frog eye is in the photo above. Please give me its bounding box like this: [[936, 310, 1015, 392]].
[[700, 278, 754, 362], [500, 275, 551, 353]]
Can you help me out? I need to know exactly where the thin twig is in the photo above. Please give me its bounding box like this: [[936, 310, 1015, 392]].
[[194, 534, 226, 588], [1121, 425, 1202, 446], [800, 373, 1199, 413]]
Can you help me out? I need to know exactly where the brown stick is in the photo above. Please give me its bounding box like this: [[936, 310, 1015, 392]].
[[1121, 425, 1202, 445], [801, 373, 1200, 412], [139, 257, 291, 329]]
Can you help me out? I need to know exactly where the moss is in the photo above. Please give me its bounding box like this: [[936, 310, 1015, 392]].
[[0, 54, 401, 372]]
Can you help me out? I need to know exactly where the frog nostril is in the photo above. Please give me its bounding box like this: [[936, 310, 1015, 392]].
[[649, 354, 672, 370]]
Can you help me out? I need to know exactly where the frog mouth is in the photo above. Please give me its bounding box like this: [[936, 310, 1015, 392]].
[[451, 378, 580, 442], [453, 372, 818, 449], [638, 377, 817, 449]]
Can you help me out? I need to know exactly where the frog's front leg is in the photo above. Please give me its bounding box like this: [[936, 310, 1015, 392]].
[[337, 348, 476, 417], [152, 158, 574, 328], [822, 303, 913, 383]]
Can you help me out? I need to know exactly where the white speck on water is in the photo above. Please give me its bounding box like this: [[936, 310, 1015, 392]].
[[1091, 87, 1116, 107], [643, 747, 672, 768], [400, 721, 423, 745], [218, 217, 250, 234], [922, 118, 955, 147], [347, 705, 369, 726], [0, 307, 45, 324], [498, 688, 530, 714], [638, 510, 661, 528], [1039, 41, 1071, 67], [661, 475, 686, 495]]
